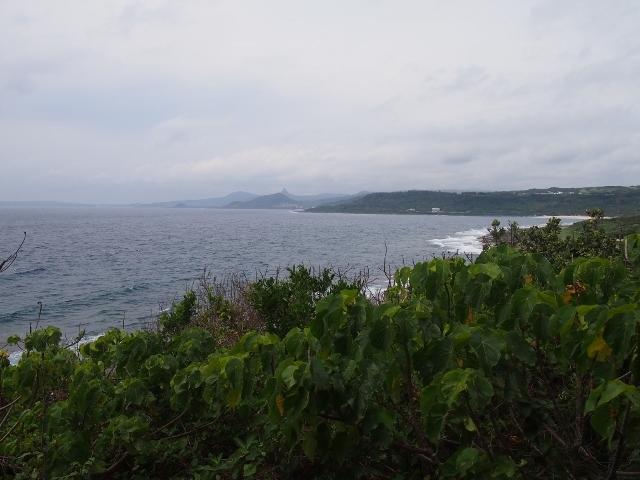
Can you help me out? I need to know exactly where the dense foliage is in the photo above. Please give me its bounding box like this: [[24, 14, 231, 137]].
[[564, 214, 640, 239], [247, 265, 365, 338], [3, 234, 640, 478], [308, 186, 640, 216], [487, 209, 622, 268]]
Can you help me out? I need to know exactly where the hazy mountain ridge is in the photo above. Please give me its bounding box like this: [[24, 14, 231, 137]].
[[223, 193, 304, 209], [0, 201, 94, 208], [5, 186, 638, 214], [0, 190, 364, 209], [137, 191, 259, 208], [220, 189, 371, 209], [279, 188, 351, 202]]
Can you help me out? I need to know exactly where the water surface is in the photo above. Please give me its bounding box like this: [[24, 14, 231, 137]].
[[1, 207, 558, 341]]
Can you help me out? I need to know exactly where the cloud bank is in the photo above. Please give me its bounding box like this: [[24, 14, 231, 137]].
[[2, 1, 639, 203]]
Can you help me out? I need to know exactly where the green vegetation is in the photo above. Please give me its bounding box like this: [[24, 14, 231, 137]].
[[3, 229, 640, 478], [563, 214, 640, 239], [484, 209, 622, 271], [308, 186, 640, 216], [247, 265, 365, 338]]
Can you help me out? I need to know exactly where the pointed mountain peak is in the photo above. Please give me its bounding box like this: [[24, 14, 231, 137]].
[[281, 188, 290, 195]]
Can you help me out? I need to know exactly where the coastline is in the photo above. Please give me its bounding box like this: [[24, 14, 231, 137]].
[[535, 215, 591, 220]]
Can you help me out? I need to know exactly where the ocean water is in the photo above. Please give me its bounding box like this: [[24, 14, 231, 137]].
[[0, 207, 563, 345]]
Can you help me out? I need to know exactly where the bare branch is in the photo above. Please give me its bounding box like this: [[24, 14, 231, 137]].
[[0, 232, 26, 274], [606, 400, 633, 480]]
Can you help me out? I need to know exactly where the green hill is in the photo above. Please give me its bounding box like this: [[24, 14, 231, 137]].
[[562, 214, 640, 238], [224, 193, 304, 209], [307, 186, 640, 216]]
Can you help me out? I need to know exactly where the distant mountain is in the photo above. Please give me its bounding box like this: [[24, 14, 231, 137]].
[[279, 188, 352, 202], [222, 190, 371, 209], [305, 191, 371, 207], [224, 193, 306, 209], [138, 191, 259, 208], [0, 201, 93, 208], [0, 190, 369, 210]]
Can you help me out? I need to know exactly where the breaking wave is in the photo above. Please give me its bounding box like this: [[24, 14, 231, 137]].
[[428, 228, 486, 255]]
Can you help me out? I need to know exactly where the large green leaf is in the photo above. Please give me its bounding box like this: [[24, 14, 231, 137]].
[[470, 328, 505, 373], [369, 318, 396, 351], [440, 369, 472, 405], [82, 380, 103, 411], [625, 233, 640, 267], [226, 387, 242, 408], [549, 305, 576, 338], [361, 406, 392, 434], [428, 336, 455, 375], [117, 378, 153, 406], [577, 258, 609, 290], [281, 362, 305, 389], [528, 254, 552, 287], [72, 380, 102, 411], [455, 447, 480, 476], [283, 387, 310, 419], [395, 309, 419, 343], [468, 263, 503, 280], [225, 357, 244, 389], [310, 356, 330, 391], [603, 310, 638, 358], [284, 329, 305, 359], [425, 402, 449, 443], [504, 331, 536, 366], [530, 303, 553, 343], [467, 373, 494, 411], [511, 288, 537, 324], [420, 382, 440, 416], [302, 432, 317, 460], [598, 380, 632, 406], [465, 273, 493, 310], [590, 403, 617, 441], [410, 262, 429, 297]]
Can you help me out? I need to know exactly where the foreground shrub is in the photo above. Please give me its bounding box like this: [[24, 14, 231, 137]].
[[2, 237, 640, 478], [485, 209, 624, 271], [247, 265, 366, 338]]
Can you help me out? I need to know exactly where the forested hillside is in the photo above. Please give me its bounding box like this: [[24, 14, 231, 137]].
[[308, 186, 640, 216], [563, 214, 640, 239]]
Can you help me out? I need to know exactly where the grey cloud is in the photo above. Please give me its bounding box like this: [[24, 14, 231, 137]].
[[441, 156, 475, 166], [562, 53, 640, 91], [441, 66, 488, 92], [2, 60, 65, 94], [2, 1, 640, 203], [115, 2, 177, 34]]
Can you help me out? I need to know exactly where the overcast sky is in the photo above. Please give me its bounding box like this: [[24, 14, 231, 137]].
[[2, 1, 639, 203]]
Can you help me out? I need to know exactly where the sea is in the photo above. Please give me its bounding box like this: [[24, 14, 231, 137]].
[[0, 207, 579, 360]]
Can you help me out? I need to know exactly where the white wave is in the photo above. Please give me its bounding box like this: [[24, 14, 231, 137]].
[[7, 332, 104, 366], [366, 283, 388, 296], [429, 228, 486, 254], [8, 351, 22, 366]]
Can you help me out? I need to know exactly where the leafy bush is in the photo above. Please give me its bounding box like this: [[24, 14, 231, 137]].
[[488, 209, 622, 271], [247, 265, 364, 338], [158, 291, 197, 336]]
